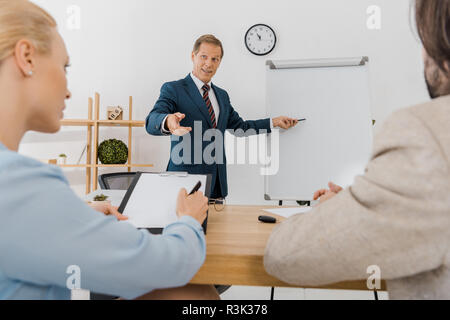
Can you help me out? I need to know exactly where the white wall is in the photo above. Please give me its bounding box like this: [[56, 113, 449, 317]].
[[22, 0, 428, 203]]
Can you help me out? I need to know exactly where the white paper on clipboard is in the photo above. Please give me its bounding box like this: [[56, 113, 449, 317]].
[[120, 173, 208, 229]]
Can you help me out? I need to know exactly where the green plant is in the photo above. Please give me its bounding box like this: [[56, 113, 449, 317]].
[[94, 194, 109, 201], [97, 139, 128, 164]]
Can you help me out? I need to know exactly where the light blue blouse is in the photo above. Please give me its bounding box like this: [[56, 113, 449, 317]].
[[0, 143, 206, 300]]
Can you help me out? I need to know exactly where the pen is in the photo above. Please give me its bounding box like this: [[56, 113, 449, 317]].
[[297, 119, 306, 122], [189, 181, 202, 195]]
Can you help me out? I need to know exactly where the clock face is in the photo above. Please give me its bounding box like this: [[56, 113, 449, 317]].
[[245, 24, 277, 56]]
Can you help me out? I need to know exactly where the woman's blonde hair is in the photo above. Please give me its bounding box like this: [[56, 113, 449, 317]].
[[0, 0, 56, 63]]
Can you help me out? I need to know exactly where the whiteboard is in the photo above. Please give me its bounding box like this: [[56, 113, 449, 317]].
[[264, 57, 373, 201]]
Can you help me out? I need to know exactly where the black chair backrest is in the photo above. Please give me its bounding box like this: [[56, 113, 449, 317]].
[[98, 172, 137, 190]]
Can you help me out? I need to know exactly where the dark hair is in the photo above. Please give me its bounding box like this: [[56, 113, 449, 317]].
[[193, 34, 224, 59], [416, 0, 450, 73]]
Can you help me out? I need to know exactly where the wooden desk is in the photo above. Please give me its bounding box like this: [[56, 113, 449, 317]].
[[190, 205, 386, 291], [84, 191, 385, 291]]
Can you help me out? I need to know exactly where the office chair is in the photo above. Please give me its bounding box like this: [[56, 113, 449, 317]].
[[98, 172, 137, 190]]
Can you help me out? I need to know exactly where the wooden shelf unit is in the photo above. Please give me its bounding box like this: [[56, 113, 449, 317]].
[[59, 92, 153, 194]]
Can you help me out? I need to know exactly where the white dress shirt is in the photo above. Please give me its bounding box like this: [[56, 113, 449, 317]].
[[161, 72, 220, 134], [190, 72, 221, 122]]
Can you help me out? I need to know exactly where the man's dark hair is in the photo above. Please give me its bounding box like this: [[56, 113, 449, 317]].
[[416, 0, 450, 74]]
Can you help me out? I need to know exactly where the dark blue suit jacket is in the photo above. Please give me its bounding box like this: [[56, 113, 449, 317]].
[[146, 74, 271, 198]]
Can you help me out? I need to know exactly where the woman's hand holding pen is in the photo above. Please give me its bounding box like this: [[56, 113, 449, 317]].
[[176, 189, 208, 225]]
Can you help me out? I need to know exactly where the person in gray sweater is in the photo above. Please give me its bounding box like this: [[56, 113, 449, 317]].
[[264, 0, 450, 300]]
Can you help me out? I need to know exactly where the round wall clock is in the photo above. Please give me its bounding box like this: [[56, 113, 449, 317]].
[[245, 24, 277, 56]]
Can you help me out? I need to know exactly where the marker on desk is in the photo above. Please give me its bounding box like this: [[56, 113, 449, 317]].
[[189, 181, 202, 195]]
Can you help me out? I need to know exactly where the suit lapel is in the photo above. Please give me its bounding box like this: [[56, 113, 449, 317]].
[[183, 74, 213, 128], [212, 84, 226, 130]]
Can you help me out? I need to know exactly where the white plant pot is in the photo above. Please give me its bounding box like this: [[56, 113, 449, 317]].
[[57, 157, 67, 165], [89, 200, 111, 208]]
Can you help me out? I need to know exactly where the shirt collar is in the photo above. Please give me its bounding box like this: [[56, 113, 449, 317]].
[[190, 72, 212, 91]]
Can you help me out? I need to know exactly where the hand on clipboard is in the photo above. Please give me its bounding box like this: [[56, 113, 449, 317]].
[[176, 181, 208, 225], [119, 173, 211, 233], [88, 201, 128, 221]]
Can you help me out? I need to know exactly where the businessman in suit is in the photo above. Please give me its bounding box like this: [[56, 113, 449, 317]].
[[146, 34, 298, 200], [264, 0, 450, 299]]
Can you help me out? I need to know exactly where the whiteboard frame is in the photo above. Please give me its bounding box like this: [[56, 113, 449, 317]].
[[266, 56, 369, 70], [264, 57, 372, 202]]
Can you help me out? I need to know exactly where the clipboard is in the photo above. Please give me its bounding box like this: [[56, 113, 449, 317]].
[[118, 172, 212, 234]]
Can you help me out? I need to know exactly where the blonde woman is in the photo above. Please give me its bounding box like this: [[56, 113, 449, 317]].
[[0, 0, 218, 300]]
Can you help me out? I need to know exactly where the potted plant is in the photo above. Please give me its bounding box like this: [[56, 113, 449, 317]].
[[57, 154, 67, 165], [90, 194, 111, 206], [97, 139, 128, 165]]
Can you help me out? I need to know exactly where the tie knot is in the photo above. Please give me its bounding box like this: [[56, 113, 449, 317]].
[[202, 84, 210, 92]]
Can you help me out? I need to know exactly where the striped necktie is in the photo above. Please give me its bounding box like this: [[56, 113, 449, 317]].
[[202, 84, 217, 128]]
